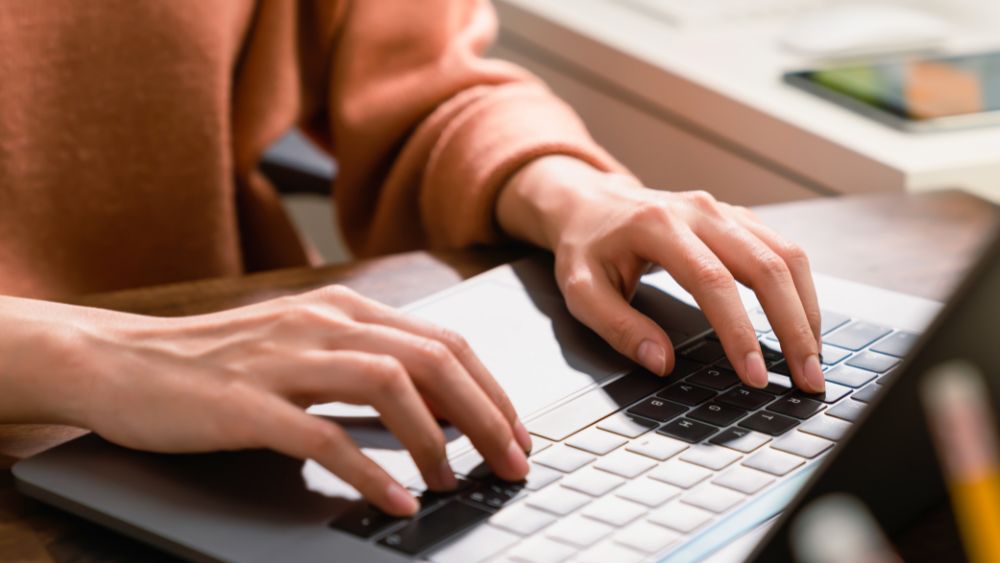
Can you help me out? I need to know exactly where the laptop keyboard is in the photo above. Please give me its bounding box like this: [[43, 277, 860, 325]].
[[330, 311, 915, 562]]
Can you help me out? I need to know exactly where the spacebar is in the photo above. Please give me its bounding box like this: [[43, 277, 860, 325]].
[[526, 371, 666, 441]]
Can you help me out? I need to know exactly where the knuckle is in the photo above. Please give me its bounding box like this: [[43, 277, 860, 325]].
[[435, 327, 471, 357], [417, 339, 453, 368], [685, 190, 718, 211], [305, 423, 347, 454], [689, 258, 733, 291], [778, 241, 810, 268], [365, 355, 409, 394], [755, 252, 791, 281], [561, 267, 595, 304]]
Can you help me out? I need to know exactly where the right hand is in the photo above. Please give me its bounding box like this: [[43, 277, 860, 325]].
[[0, 287, 532, 516]]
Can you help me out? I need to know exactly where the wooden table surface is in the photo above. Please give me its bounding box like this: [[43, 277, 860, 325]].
[[1, 190, 996, 562]]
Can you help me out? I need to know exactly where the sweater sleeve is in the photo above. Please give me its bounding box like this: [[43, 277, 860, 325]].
[[322, 0, 628, 256]]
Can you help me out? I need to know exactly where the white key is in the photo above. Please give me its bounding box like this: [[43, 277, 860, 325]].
[[800, 415, 851, 442], [582, 496, 647, 527], [566, 428, 628, 455], [679, 444, 741, 471], [742, 448, 805, 476], [594, 450, 657, 478], [574, 541, 645, 563], [506, 536, 577, 563], [491, 503, 557, 536], [648, 501, 713, 533], [597, 413, 655, 438], [525, 462, 563, 491], [648, 460, 712, 488], [429, 524, 520, 563], [626, 434, 688, 461], [682, 484, 744, 513], [530, 434, 554, 456], [527, 486, 591, 515], [772, 431, 835, 459], [614, 477, 681, 508], [713, 429, 771, 454], [561, 468, 625, 497], [614, 520, 681, 554], [713, 467, 775, 495], [545, 514, 614, 548], [534, 446, 595, 473]]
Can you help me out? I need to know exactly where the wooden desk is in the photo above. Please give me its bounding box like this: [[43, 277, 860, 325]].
[[1, 191, 996, 562]]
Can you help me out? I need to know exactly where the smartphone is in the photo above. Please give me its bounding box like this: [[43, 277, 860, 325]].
[[784, 50, 1000, 132]]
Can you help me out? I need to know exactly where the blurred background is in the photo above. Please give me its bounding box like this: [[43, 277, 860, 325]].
[[264, 0, 1000, 264]]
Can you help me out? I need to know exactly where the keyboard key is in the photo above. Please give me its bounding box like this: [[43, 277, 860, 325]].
[[689, 401, 748, 426], [820, 344, 851, 366], [533, 446, 595, 474], [627, 397, 687, 423], [614, 521, 681, 554], [379, 500, 491, 555], [668, 357, 708, 378], [658, 417, 718, 443], [463, 479, 524, 511], [717, 387, 773, 410], [743, 448, 805, 476], [575, 541, 645, 563], [710, 428, 771, 453], [827, 399, 866, 422], [648, 460, 712, 489], [329, 503, 400, 539], [524, 462, 563, 491], [561, 468, 625, 497], [615, 477, 681, 507], [658, 382, 716, 406], [819, 310, 851, 335], [594, 450, 657, 479], [626, 434, 688, 461], [582, 496, 647, 527], [760, 373, 793, 395], [490, 504, 556, 536], [739, 411, 799, 436], [870, 331, 919, 358], [824, 321, 892, 351], [529, 435, 553, 456], [713, 467, 775, 495], [680, 444, 741, 471], [526, 486, 591, 516], [545, 515, 613, 548], [597, 413, 657, 439], [428, 524, 519, 563], [825, 365, 878, 388], [800, 415, 851, 442], [846, 351, 900, 374], [852, 383, 881, 404], [648, 501, 713, 533], [566, 428, 628, 456], [682, 484, 744, 513], [505, 536, 577, 563], [680, 339, 726, 364], [687, 366, 741, 391], [748, 307, 772, 333], [794, 382, 852, 404], [759, 341, 784, 363], [772, 431, 835, 459], [767, 395, 824, 420], [769, 361, 792, 377]]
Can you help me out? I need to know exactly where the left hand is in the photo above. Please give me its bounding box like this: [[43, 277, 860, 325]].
[[497, 155, 825, 393]]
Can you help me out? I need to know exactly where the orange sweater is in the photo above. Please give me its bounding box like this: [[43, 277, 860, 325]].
[[0, 0, 622, 299]]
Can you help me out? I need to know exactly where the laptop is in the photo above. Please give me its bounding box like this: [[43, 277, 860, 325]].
[[16, 239, 982, 562]]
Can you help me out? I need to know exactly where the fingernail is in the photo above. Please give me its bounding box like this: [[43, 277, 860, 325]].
[[744, 351, 768, 388], [638, 339, 667, 376], [504, 439, 530, 478], [804, 355, 825, 392], [433, 460, 458, 491], [514, 420, 533, 454], [385, 482, 419, 515]]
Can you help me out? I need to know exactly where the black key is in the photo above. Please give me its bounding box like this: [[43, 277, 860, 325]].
[[717, 387, 773, 410], [794, 382, 851, 404], [870, 331, 918, 358], [760, 374, 793, 395], [820, 310, 851, 335], [846, 351, 900, 374], [659, 417, 718, 443], [715, 357, 736, 371], [767, 395, 824, 420], [759, 341, 784, 363], [687, 366, 740, 391], [378, 500, 491, 555], [330, 503, 401, 539], [419, 478, 475, 507], [853, 383, 881, 404], [739, 411, 798, 436], [658, 382, 716, 406], [710, 427, 766, 451], [462, 479, 524, 511], [668, 357, 706, 379], [680, 339, 726, 365], [824, 321, 892, 351], [769, 361, 793, 377], [627, 397, 687, 422], [688, 401, 748, 427]]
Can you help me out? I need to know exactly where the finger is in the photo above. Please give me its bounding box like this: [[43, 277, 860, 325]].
[[693, 218, 823, 393], [331, 324, 529, 482], [346, 300, 532, 453], [247, 392, 419, 516], [632, 222, 769, 389], [558, 258, 676, 377], [268, 350, 457, 492]]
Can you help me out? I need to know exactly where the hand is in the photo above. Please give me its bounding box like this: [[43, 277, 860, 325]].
[[497, 155, 824, 392], [0, 289, 532, 516]]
